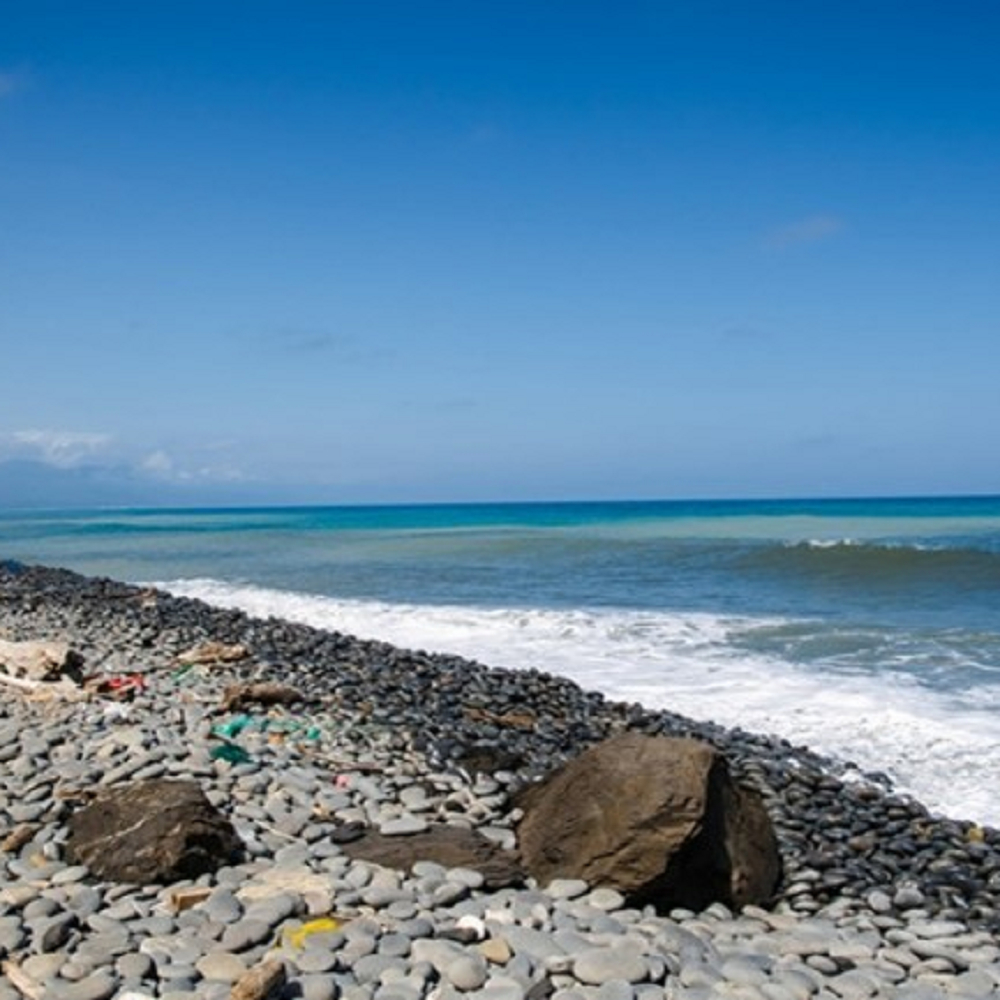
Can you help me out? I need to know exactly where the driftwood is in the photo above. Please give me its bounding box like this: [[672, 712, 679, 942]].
[[230, 958, 286, 1000], [0, 638, 84, 682], [221, 682, 306, 712], [1, 823, 40, 853], [177, 640, 249, 665], [1, 959, 43, 1000], [0, 672, 84, 701]]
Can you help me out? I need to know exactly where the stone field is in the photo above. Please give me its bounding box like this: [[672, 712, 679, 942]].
[[1, 561, 999, 1000]]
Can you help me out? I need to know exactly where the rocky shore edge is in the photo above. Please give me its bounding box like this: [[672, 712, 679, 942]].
[[1, 559, 999, 1000]]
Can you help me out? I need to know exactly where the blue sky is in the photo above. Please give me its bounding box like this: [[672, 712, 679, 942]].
[[1, 1, 998, 506]]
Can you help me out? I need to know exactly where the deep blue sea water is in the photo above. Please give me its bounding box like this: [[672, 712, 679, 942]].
[[3, 496, 999, 825]]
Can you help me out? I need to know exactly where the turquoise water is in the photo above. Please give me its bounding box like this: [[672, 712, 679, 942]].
[[3, 495, 1000, 823]]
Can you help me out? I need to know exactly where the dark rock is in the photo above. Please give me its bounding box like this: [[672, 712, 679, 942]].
[[455, 745, 526, 776], [340, 824, 525, 889], [66, 779, 243, 884], [516, 732, 781, 911]]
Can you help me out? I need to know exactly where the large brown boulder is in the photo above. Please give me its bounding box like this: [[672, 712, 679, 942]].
[[66, 779, 243, 884], [516, 732, 781, 911]]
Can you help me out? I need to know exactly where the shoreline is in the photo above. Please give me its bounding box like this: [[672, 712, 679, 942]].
[[2, 560, 999, 1000]]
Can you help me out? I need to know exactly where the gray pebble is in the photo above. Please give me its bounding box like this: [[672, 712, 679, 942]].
[[196, 950, 249, 982], [220, 918, 273, 951], [574, 947, 647, 986], [445, 954, 489, 991]]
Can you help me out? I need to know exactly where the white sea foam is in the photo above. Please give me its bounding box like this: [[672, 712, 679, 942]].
[[161, 577, 1000, 829]]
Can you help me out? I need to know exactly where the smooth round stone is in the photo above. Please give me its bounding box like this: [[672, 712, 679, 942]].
[[273, 843, 314, 867], [75, 929, 132, 960], [472, 976, 526, 1000], [546, 880, 589, 901], [399, 786, 431, 810], [373, 986, 421, 1000], [411, 861, 447, 880], [244, 894, 299, 927], [64, 887, 104, 919], [47, 971, 118, 1000], [593, 983, 636, 1000], [908, 920, 968, 939], [294, 949, 339, 974], [362, 886, 411, 908], [445, 955, 489, 991], [805, 955, 839, 975], [893, 887, 926, 909], [203, 892, 243, 924], [196, 951, 248, 982], [220, 919, 273, 951], [396, 918, 435, 939], [586, 889, 626, 913], [447, 868, 486, 890], [59, 961, 96, 983], [138, 936, 203, 967], [34, 913, 79, 952], [21, 953, 65, 981], [24, 897, 63, 920], [721, 957, 770, 987], [590, 915, 627, 935], [354, 955, 408, 984], [132, 915, 176, 936], [574, 948, 647, 986], [0, 884, 40, 909], [115, 952, 155, 981], [379, 815, 428, 836], [52, 865, 90, 885], [866, 890, 893, 914], [299, 974, 339, 1000], [0, 917, 27, 952], [825, 970, 879, 999], [432, 882, 470, 907], [379, 933, 412, 958]]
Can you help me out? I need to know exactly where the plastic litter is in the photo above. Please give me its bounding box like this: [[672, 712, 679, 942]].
[[211, 715, 253, 739], [84, 672, 147, 701], [101, 702, 132, 722], [279, 917, 343, 950], [210, 743, 252, 765]]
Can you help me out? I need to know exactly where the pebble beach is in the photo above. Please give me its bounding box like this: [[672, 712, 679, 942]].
[[1, 560, 999, 1000]]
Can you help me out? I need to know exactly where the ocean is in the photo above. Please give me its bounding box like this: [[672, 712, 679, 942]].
[[2, 496, 999, 827]]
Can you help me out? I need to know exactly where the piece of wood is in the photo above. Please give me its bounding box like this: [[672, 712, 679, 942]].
[[0, 672, 82, 699], [168, 886, 213, 912], [230, 958, 286, 1000], [221, 681, 305, 712], [2, 959, 43, 1000], [177, 641, 249, 665], [1, 823, 39, 853]]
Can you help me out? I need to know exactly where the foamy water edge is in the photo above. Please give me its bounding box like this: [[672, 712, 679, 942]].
[[160, 577, 1000, 829]]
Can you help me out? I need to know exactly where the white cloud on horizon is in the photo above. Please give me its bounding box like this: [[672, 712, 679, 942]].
[[140, 448, 246, 484], [1, 429, 114, 467], [0, 430, 247, 489], [764, 214, 846, 249]]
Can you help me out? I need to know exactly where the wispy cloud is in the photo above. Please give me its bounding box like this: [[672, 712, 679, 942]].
[[1, 429, 113, 467], [764, 214, 846, 250], [140, 448, 246, 484]]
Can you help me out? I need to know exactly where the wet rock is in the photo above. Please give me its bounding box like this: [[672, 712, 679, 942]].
[[517, 733, 781, 912], [66, 779, 243, 884], [341, 825, 525, 889]]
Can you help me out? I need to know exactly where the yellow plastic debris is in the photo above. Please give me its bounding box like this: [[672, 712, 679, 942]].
[[280, 917, 343, 950]]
